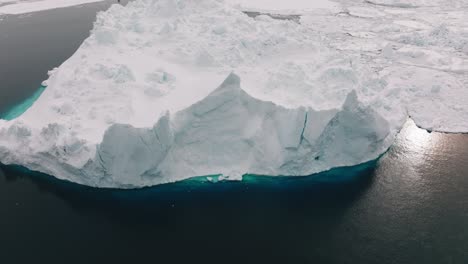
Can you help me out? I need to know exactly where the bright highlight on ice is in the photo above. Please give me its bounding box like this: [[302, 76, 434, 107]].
[[0, 0, 467, 188]]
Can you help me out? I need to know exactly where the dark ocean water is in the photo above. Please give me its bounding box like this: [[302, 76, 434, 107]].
[[1, 3, 468, 264]]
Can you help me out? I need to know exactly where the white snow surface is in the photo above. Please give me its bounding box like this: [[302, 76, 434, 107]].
[[0, 0, 467, 188], [231, 0, 340, 13], [0, 0, 104, 14]]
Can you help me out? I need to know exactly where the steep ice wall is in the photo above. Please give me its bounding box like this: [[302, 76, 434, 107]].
[[92, 74, 392, 187], [0, 0, 467, 188], [0, 73, 393, 187]]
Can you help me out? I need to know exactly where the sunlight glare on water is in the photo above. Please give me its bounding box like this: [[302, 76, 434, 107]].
[[398, 120, 444, 167]]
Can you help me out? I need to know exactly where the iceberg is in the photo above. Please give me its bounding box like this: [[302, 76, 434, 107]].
[[0, 0, 467, 188]]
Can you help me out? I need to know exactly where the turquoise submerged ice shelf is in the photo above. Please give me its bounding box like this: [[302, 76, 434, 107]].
[[0, 158, 378, 193], [0, 86, 46, 121]]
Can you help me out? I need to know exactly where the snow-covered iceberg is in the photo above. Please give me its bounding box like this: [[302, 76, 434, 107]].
[[0, 0, 467, 188]]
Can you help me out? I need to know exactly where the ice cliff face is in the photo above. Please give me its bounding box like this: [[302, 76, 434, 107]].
[[0, 73, 393, 187], [0, 0, 467, 188], [94, 74, 391, 187]]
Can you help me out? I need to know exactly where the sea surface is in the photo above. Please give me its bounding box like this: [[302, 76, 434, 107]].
[[0, 2, 468, 264]]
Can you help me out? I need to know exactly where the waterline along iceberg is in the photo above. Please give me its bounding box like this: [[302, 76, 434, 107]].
[[0, 0, 467, 188]]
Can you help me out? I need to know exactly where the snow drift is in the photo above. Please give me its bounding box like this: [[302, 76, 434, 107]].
[[0, 0, 467, 188]]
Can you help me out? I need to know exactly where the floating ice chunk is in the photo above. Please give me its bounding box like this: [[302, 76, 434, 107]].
[[0, 0, 467, 188], [0, 72, 395, 188]]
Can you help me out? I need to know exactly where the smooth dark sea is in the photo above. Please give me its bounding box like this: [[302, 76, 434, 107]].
[[0, 2, 467, 264]]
